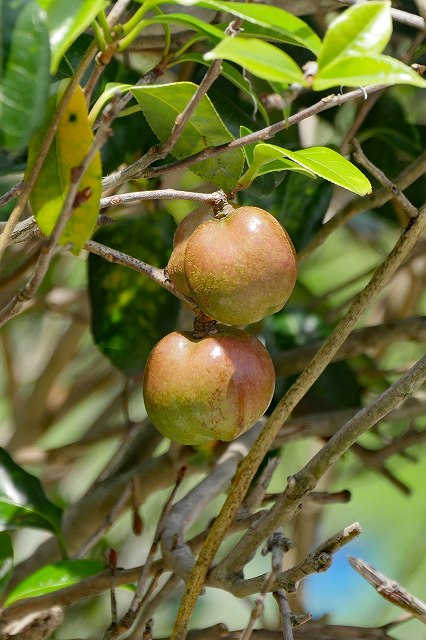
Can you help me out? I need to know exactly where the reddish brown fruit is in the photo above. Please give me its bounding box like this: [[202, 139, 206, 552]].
[[143, 326, 275, 444], [167, 205, 215, 297], [184, 206, 297, 325]]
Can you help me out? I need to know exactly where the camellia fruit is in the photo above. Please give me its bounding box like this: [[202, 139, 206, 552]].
[[169, 204, 297, 325], [143, 326, 275, 445], [167, 205, 216, 297]]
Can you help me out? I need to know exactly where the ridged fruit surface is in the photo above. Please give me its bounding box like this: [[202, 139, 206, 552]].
[[143, 326, 275, 444], [167, 205, 215, 297], [184, 206, 297, 325]]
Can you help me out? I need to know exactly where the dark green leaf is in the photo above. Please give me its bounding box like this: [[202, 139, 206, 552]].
[[88, 214, 180, 377], [0, 532, 14, 596], [178, 53, 269, 123], [204, 37, 306, 85], [0, 0, 50, 151], [177, 0, 321, 54], [276, 172, 333, 252], [5, 559, 102, 604], [314, 54, 426, 91], [131, 82, 244, 191], [0, 448, 62, 535], [318, 1, 392, 70], [36, 0, 108, 73]]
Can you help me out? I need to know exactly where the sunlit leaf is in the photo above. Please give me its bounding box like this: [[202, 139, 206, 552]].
[[204, 37, 306, 85], [0, 0, 50, 151], [318, 1, 392, 70], [175, 0, 321, 54], [5, 559, 102, 604], [240, 144, 371, 196], [88, 214, 180, 377], [131, 82, 244, 191], [314, 54, 426, 91], [36, 0, 108, 73], [0, 532, 14, 596], [143, 13, 224, 43], [0, 448, 62, 535], [27, 82, 102, 253]]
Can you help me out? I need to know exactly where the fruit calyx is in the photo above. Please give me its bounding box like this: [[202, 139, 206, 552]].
[[213, 202, 235, 219]]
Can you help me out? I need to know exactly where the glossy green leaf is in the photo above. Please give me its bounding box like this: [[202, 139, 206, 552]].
[[0, 448, 62, 535], [143, 13, 224, 43], [27, 82, 102, 253], [88, 214, 180, 377], [204, 37, 306, 86], [36, 0, 108, 73], [178, 53, 269, 123], [131, 82, 244, 191], [0, 0, 50, 151], [314, 54, 426, 91], [5, 559, 102, 604], [318, 1, 392, 70], [241, 144, 371, 195], [238, 143, 316, 189], [176, 0, 321, 54], [0, 532, 14, 596]]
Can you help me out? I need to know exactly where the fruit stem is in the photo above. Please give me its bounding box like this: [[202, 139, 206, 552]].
[[213, 202, 234, 219], [193, 311, 218, 338]]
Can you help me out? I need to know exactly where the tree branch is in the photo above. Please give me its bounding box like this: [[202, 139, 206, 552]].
[[100, 189, 227, 209], [348, 556, 426, 623], [169, 203, 426, 640]]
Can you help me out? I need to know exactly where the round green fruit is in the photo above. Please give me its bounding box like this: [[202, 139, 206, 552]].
[[143, 326, 275, 445]]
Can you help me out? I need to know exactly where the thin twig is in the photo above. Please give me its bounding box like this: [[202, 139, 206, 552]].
[[338, 0, 426, 29], [352, 139, 419, 218], [0, 181, 24, 210], [100, 189, 227, 209], [0, 99, 118, 328], [169, 203, 426, 640], [348, 556, 426, 623], [84, 239, 197, 309], [104, 468, 186, 639], [273, 591, 295, 640]]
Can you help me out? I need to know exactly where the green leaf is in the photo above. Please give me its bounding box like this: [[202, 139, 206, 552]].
[[239, 144, 371, 195], [176, 0, 321, 54], [204, 37, 306, 86], [318, 1, 392, 70], [143, 13, 224, 43], [178, 53, 269, 123], [36, 0, 108, 73], [276, 172, 333, 252], [0, 532, 14, 596], [314, 54, 426, 91], [5, 559, 102, 605], [88, 214, 180, 377], [0, 448, 62, 535], [27, 82, 102, 253], [0, 0, 50, 151], [131, 82, 244, 191]]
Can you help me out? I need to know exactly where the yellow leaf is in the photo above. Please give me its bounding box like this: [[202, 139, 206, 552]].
[[27, 81, 102, 253]]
